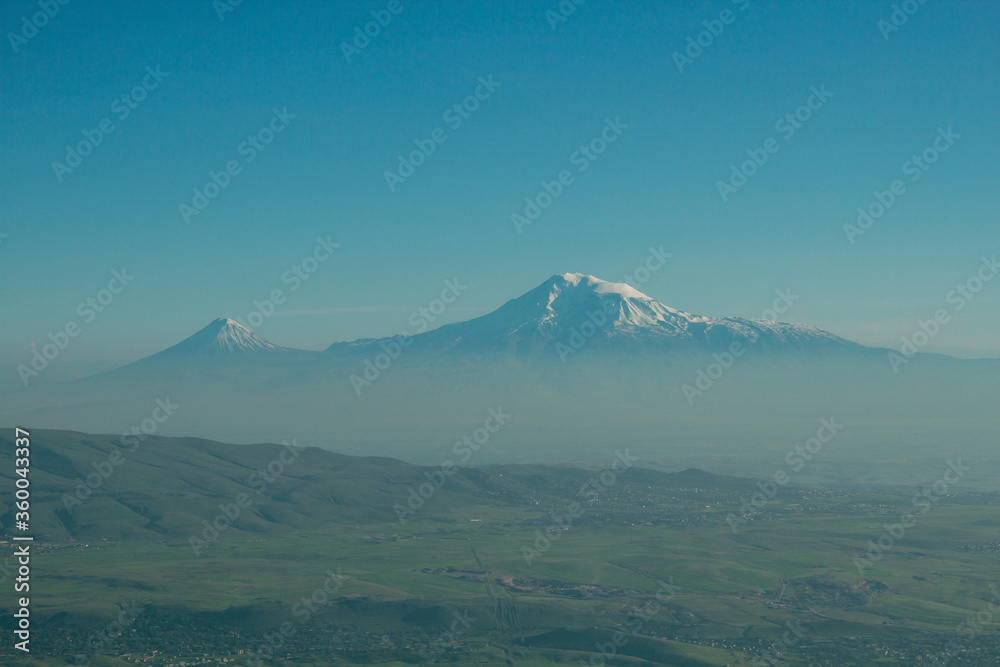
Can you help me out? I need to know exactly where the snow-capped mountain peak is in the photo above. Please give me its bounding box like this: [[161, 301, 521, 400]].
[[161, 317, 285, 357], [409, 272, 853, 355], [407, 273, 708, 352]]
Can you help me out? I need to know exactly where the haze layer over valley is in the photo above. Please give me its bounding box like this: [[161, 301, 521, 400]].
[[4, 274, 996, 480]]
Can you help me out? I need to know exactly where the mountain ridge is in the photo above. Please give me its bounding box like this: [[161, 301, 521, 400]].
[[140, 273, 861, 364]]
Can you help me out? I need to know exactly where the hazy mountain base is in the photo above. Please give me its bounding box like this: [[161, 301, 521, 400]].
[[2, 431, 1000, 665], [4, 345, 997, 484]]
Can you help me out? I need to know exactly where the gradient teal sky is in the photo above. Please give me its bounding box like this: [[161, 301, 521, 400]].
[[2, 0, 998, 370]]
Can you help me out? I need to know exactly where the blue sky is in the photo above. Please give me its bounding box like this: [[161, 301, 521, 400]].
[[2, 0, 998, 369]]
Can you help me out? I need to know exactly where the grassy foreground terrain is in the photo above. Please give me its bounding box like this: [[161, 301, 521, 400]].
[[2, 430, 1000, 665]]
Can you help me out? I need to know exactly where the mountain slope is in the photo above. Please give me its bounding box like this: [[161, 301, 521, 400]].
[[147, 318, 294, 359], [97, 318, 322, 383]]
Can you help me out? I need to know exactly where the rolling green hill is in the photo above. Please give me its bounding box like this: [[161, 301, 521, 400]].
[[2, 430, 999, 666]]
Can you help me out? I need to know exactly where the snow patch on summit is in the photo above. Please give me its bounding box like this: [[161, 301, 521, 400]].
[[558, 273, 651, 301]]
